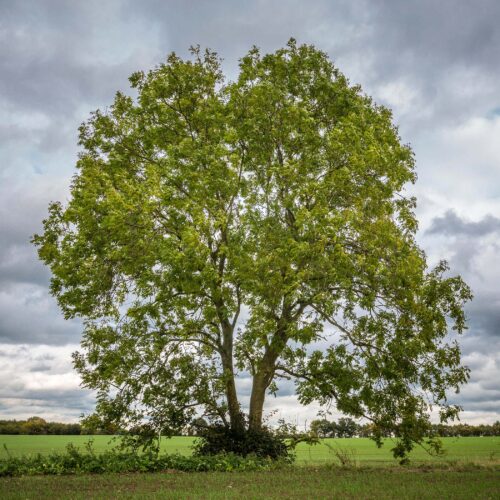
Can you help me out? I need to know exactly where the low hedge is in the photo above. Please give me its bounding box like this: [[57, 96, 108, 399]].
[[0, 444, 280, 477]]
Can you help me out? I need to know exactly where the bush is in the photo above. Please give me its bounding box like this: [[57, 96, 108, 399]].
[[192, 424, 292, 461], [0, 443, 277, 477]]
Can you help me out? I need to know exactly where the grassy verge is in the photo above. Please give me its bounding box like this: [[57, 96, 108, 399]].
[[1, 465, 499, 499]]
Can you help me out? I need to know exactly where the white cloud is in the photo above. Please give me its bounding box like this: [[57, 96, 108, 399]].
[[0, 344, 94, 422], [412, 114, 500, 220]]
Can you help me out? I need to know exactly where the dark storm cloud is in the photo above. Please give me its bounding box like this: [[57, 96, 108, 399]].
[[0, 391, 95, 418], [3, 0, 498, 126], [29, 363, 53, 373], [0, 192, 51, 289], [358, 1, 500, 128], [423, 212, 500, 362], [0, 177, 83, 346]]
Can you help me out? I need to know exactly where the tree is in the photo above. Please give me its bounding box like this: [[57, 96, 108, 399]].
[[335, 418, 358, 438], [310, 419, 335, 438], [185, 417, 209, 436], [23, 416, 48, 435], [33, 40, 472, 460]]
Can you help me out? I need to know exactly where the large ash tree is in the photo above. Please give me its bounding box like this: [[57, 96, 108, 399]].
[[34, 40, 471, 458]]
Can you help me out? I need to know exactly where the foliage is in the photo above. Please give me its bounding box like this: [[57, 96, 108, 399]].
[[0, 443, 275, 477], [185, 417, 209, 436], [33, 39, 472, 461], [310, 419, 335, 438]]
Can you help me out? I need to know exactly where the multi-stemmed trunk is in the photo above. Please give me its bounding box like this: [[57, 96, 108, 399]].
[[221, 298, 290, 432], [223, 344, 276, 433]]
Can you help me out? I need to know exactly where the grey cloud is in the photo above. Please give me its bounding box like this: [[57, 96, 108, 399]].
[[0, 0, 498, 141], [360, 1, 500, 130], [427, 210, 500, 237], [456, 402, 500, 413], [235, 373, 300, 398], [273, 378, 298, 398], [370, 1, 500, 69], [452, 350, 500, 414], [480, 379, 500, 391], [423, 210, 500, 279], [0, 284, 82, 345], [0, 175, 72, 294], [466, 294, 500, 339], [0, 0, 156, 116], [0, 393, 94, 418], [0, 246, 50, 289], [29, 363, 53, 372], [452, 389, 500, 405], [126, 0, 500, 129]]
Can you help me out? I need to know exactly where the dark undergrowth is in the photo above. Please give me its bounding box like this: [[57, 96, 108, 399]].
[[192, 424, 292, 461]]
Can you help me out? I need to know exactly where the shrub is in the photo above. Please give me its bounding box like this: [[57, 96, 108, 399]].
[[0, 443, 276, 477], [192, 424, 292, 461]]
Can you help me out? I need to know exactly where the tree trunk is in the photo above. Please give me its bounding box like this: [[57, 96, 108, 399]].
[[223, 356, 245, 432], [220, 320, 244, 432], [248, 371, 268, 431], [248, 354, 277, 431], [248, 321, 289, 431]]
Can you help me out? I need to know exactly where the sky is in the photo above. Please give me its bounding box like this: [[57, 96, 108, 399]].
[[0, 0, 499, 426]]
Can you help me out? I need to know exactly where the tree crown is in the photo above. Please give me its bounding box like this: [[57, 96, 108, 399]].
[[33, 40, 472, 460]]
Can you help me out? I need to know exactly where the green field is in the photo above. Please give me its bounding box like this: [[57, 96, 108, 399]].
[[1, 436, 499, 498], [1, 467, 499, 499], [1, 435, 499, 465]]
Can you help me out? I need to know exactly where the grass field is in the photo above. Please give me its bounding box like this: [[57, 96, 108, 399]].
[[1, 435, 499, 465], [1, 467, 499, 499], [1, 436, 499, 498]]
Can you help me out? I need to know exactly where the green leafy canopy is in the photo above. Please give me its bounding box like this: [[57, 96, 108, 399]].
[[33, 39, 472, 460]]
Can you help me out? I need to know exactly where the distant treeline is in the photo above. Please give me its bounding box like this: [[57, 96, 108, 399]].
[[0, 417, 84, 435], [0, 417, 91, 435], [309, 418, 500, 438], [2, 416, 500, 437]]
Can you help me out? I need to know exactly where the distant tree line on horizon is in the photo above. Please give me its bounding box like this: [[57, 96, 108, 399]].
[[308, 418, 500, 438], [0, 417, 84, 435], [2, 416, 500, 437]]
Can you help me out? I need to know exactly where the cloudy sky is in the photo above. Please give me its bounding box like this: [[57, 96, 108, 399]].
[[1, 0, 499, 425]]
